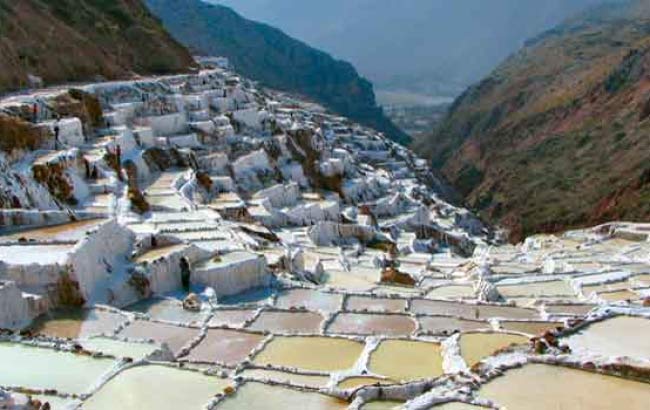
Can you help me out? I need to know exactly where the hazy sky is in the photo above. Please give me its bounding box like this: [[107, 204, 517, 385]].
[[210, 0, 619, 93]]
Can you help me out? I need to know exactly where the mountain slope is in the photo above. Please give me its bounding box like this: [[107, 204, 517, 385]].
[[0, 0, 195, 93], [415, 0, 650, 241], [145, 0, 408, 144]]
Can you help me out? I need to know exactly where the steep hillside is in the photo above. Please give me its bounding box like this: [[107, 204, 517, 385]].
[[0, 0, 195, 93], [415, 0, 650, 241], [145, 0, 409, 144]]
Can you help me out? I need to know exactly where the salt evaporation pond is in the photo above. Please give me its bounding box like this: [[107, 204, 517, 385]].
[[346, 295, 407, 313], [275, 288, 343, 312], [500, 320, 562, 336], [83, 365, 229, 410], [118, 320, 198, 355], [208, 309, 257, 327], [253, 336, 364, 372], [327, 313, 416, 336], [479, 364, 650, 409], [133, 244, 188, 263], [0, 219, 106, 242], [418, 316, 490, 335], [239, 368, 330, 388], [337, 376, 394, 389], [369, 340, 443, 381], [215, 382, 347, 410], [29, 309, 126, 339], [496, 280, 575, 298], [598, 289, 640, 302], [323, 267, 378, 291], [0, 343, 116, 394], [544, 303, 595, 316], [0, 244, 73, 265], [426, 285, 475, 299], [219, 287, 274, 305], [185, 329, 265, 365], [633, 274, 650, 287], [247, 311, 323, 334], [125, 297, 209, 325], [565, 316, 650, 359], [410, 300, 538, 320], [81, 337, 159, 360], [459, 332, 529, 367]]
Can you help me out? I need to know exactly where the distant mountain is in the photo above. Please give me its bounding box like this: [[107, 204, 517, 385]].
[[145, 0, 409, 144], [212, 0, 622, 97], [414, 0, 650, 241], [0, 0, 195, 93]]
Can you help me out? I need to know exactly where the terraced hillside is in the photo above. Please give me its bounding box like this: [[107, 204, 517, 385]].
[[415, 0, 650, 241], [0, 0, 195, 92], [1, 57, 650, 410]]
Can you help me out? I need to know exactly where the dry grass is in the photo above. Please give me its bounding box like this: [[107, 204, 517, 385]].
[[0, 114, 48, 153]]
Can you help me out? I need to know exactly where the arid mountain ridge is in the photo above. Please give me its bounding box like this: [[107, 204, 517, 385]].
[[0, 0, 195, 92], [415, 0, 650, 241]]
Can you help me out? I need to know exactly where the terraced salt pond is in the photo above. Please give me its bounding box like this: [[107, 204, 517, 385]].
[[133, 244, 188, 263], [345, 295, 407, 313], [275, 288, 343, 312], [337, 376, 395, 389], [426, 285, 475, 299], [125, 297, 209, 325], [83, 365, 229, 410], [216, 382, 347, 410], [418, 316, 490, 335], [81, 337, 160, 360], [327, 313, 416, 336], [598, 289, 641, 302], [496, 280, 575, 298], [29, 309, 127, 339], [369, 340, 443, 381], [479, 364, 650, 409], [323, 268, 378, 291], [0, 219, 106, 243], [0, 343, 116, 394], [632, 274, 650, 287], [565, 316, 650, 359], [544, 303, 595, 316], [208, 309, 257, 327], [118, 320, 199, 356], [247, 310, 323, 334], [459, 332, 529, 367], [185, 329, 265, 365], [239, 368, 330, 388], [253, 336, 364, 372], [499, 320, 563, 336], [4, 54, 650, 410], [0, 244, 73, 265], [409, 299, 539, 320]]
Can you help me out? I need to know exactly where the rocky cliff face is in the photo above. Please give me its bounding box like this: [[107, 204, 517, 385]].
[[0, 0, 195, 92], [145, 0, 409, 144], [415, 0, 650, 241]]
